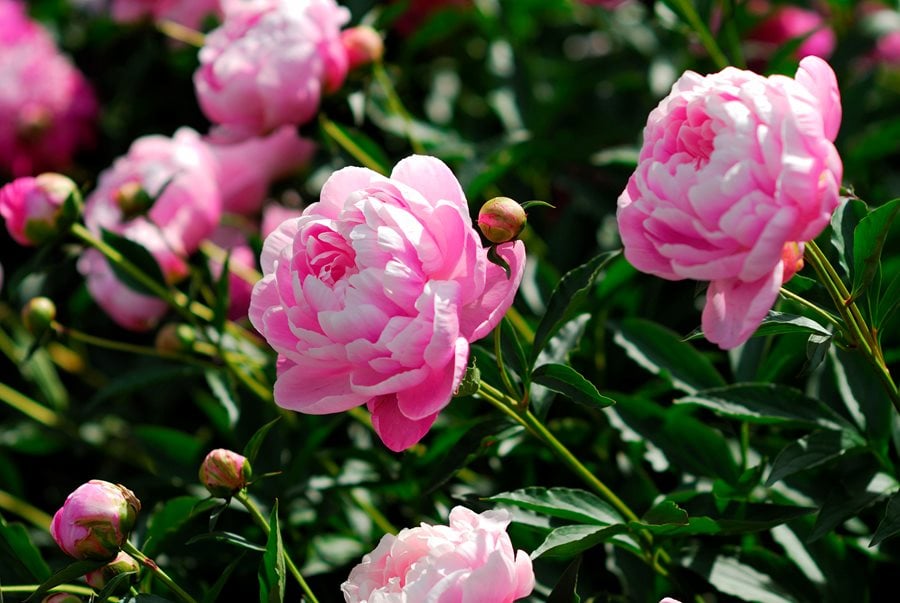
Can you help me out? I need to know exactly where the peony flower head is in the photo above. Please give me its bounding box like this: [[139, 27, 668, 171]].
[[250, 155, 525, 451], [341, 506, 534, 603], [616, 56, 842, 349], [50, 480, 141, 561], [0, 173, 79, 246], [84, 551, 140, 591], [194, 0, 351, 140], [199, 448, 252, 497], [747, 4, 836, 63], [0, 0, 97, 177]]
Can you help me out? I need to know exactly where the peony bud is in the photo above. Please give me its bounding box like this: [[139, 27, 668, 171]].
[[41, 594, 82, 603], [114, 181, 155, 219], [21, 296, 57, 335], [154, 323, 185, 354], [0, 173, 79, 246], [50, 480, 141, 561], [341, 26, 384, 70], [199, 449, 251, 498], [84, 551, 140, 591], [477, 196, 526, 243]]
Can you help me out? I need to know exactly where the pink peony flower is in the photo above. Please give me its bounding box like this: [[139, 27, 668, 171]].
[[874, 30, 900, 66], [193, 0, 352, 140], [78, 127, 222, 331], [207, 221, 259, 320], [0, 173, 78, 246], [261, 202, 303, 239], [50, 480, 141, 561], [616, 56, 842, 349], [205, 125, 315, 215], [250, 155, 525, 451], [198, 448, 252, 497], [341, 506, 534, 602], [111, 0, 222, 30], [0, 0, 97, 177], [746, 3, 836, 62]]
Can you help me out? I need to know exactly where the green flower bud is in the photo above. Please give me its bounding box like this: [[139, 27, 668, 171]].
[[477, 197, 526, 244], [21, 297, 57, 335], [84, 551, 140, 592], [199, 449, 252, 498]]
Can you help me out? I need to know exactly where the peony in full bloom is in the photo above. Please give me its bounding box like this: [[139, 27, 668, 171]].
[[50, 480, 141, 561], [0, 173, 78, 246], [110, 0, 222, 30], [78, 127, 222, 331], [341, 506, 534, 602], [0, 0, 97, 177], [617, 56, 842, 349], [193, 0, 353, 140], [250, 155, 525, 451]]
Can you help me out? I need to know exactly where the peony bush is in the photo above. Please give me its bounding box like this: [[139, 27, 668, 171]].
[[2, 1, 900, 602]]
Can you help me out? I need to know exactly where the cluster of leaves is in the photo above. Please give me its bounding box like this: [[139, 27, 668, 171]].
[[3, 0, 900, 602]]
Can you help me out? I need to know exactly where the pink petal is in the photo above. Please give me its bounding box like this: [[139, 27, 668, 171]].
[[701, 265, 783, 349], [389, 155, 468, 217], [795, 56, 841, 142], [274, 363, 368, 414], [459, 241, 526, 342], [368, 394, 440, 451]]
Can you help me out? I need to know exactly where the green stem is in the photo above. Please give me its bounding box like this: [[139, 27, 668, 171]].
[[319, 114, 390, 175], [0, 585, 99, 597], [669, 0, 730, 69], [235, 490, 320, 603], [778, 287, 842, 330], [804, 241, 900, 413], [0, 381, 71, 431], [372, 62, 426, 155], [122, 541, 198, 603], [156, 19, 205, 46], [493, 326, 522, 399]]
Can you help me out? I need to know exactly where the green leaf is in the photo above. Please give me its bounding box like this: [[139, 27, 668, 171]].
[[875, 267, 900, 327], [683, 553, 798, 603], [202, 552, 247, 603], [258, 501, 285, 603], [830, 347, 892, 445], [0, 517, 51, 582], [488, 487, 623, 525], [675, 383, 848, 430], [120, 596, 176, 603], [633, 496, 813, 537], [243, 417, 281, 465], [499, 316, 529, 390], [809, 472, 893, 542], [829, 197, 867, 279], [546, 556, 582, 603], [143, 496, 220, 557], [532, 251, 620, 362], [204, 370, 240, 429], [133, 425, 203, 468], [614, 319, 726, 394], [850, 198, 900, 302], [100, 228, 168, 296], [186, 531, 266, 552], [96, 570, 139, 601], [24, 559, 107, 602], [870, 490, 900, 547], [750, 312, 833, 338], [531, 363, 615, 409], [641, 500, 688, 526], [319, 115, 390, 175], [531, 524, 627, 559], [212, 250, 231, 334], [766, 430, 864, 486]]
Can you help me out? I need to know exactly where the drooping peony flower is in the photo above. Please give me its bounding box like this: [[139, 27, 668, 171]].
[[616, 56, 842, 349], [746, 3, 836, 63], [110, 0, 222, 30], [341, 506, 534, 602], [0, 173, 78, 246], [0, 0, 97, 177], [193, 0, 353, 140], [250, 155, 525, 451], [199, 448, 252, 497], [78, 127, 222, 331], [50, 480, 141, 561]]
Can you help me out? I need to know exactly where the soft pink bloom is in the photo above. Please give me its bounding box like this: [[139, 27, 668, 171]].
[[261, 202, 303, 238], [208, 221, 258, 320], [875, 30, 900, 66], [342, 506, 534, 602], [194, 0, 351, 140], [250, 155, 525, 451], [50, 480, 141, 561], [340, 26, 384, 71], [659, 599, 682, 603], [0, 173, 77, 246], [205, 125, 315, 215], [616, 57, 842, 349], [747, 3, 836, 62], [78, 127, 222, 330], [0, 0, 97, 177], [111, 0, 222, 30]]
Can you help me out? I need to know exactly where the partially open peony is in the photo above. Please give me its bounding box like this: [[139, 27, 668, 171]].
[[250, 155, 525, 451], [617, 56, 842, 349]]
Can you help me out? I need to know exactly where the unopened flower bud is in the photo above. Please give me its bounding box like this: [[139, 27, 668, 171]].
[[50, 480, 141, 561], [21, 297, 57, 335], [477, 197, 526, 244], [199, 448, 252, 498], [0, 173, 79, 246], [341, 26, 384, 70], [115, 181, 155, 219], [85, 551, 140, 591], [154, 323, 185, 354], [41, 594, 81, 603]]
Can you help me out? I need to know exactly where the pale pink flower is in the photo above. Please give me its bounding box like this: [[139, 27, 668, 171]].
[[78, 127, 222, 330], [0, 0, 97, 177], [659, 599, 682, 603], [193, 0, 351, 140], [746, 3, 836, 62], [617, 57, 842, 349], [50, 480, 141, 561], [205, 125, 315, 215], [0, 173, 78, 246], [342, 506, 534, 602], [111, 0, 222, 30], [250, 155, 525, 451], [261, 202, 303, 238]]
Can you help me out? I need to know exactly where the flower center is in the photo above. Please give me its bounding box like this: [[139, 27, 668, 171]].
[[306, 226, 356, 286]]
